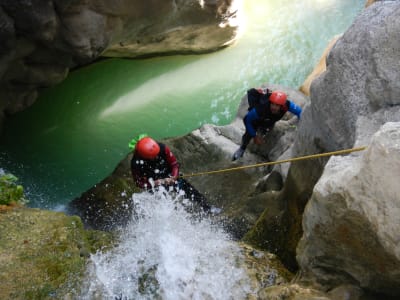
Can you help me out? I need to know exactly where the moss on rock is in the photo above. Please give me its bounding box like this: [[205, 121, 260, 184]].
[[68, 155, 137, 231], [0, 206, 113, 299]]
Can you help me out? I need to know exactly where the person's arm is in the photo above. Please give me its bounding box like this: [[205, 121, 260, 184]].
[[244, 108, 259, 138], [165, 146, 179, 177], [287, 100, 302, 118], [158, 145, 179, 185]]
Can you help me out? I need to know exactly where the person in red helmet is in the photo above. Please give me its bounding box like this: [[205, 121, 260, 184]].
[[130, 135, 179, 189], [129, 134, 216, 213], [232, 87, 302, 161]]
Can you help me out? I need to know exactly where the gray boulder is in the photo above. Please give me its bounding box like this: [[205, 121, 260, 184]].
[[297, 123, 400, 295], [290, 2, 400, 296]]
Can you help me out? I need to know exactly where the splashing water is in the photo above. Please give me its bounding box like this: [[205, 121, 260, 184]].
[[81, 190, 253, 300]]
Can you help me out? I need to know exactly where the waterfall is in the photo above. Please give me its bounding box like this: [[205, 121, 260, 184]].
[[80, 189, 253, 299]]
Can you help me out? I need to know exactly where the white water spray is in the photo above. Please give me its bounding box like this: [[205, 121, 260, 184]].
[[81, 189, 252, 299]]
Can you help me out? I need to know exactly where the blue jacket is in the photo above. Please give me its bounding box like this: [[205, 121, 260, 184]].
[[244, 100, 302, 137]]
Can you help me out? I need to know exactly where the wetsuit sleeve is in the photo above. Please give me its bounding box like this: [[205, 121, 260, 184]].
[[244, 108, 259, 137], [287, 100, 302, 118], [164, 146, 179, 178], [131, 158, 149, 189]]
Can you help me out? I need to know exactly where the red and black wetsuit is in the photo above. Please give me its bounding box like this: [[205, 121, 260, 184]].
[[131, 143, 179, 189], [131, 142, 211, 211]]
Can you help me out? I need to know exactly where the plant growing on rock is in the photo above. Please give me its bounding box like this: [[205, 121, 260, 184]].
[[0, 172, 27, 206]]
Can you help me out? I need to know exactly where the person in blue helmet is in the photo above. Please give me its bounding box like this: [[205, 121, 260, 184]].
[[232, 88, 302, 161]]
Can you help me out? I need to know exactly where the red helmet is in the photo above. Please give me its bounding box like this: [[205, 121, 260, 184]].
[[136, 137, 160, 159], [269, 91, 287, 106]]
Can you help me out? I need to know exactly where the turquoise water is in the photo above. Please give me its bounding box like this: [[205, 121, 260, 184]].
[[0, 0, 365, 208]]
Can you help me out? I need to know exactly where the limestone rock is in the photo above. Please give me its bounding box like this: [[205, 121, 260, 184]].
[[297, 123, 400, 295], [244, 2, 400, 294], [68, 154, 137, 231], [289, 2, 400, 297], [258, 283, 330, 300], [299, 35, 341, 96]]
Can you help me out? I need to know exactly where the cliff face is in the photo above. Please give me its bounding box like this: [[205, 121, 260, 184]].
[[0, 0, 239, 129], [294, 2, 400, 295]]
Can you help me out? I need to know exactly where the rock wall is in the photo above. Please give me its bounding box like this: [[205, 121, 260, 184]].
[[297, 123, 400, 295], [291, 2, 400, 296], [240, 2, 400, 297], [299, 35, 341, 96], [0, 0, 238, 129]]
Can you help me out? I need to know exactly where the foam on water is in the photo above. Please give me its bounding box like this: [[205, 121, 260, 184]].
[[81, 189, 252, 300]]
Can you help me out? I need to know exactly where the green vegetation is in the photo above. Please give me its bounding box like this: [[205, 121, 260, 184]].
[[0, 171, 115, 299], [0, 208, 114, 299], [0, 172, 27, 205]]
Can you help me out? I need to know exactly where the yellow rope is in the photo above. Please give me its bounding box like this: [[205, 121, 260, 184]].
[[180, 146, 367, 178]]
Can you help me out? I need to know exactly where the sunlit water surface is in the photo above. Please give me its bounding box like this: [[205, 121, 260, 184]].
[[0, 0, 365, 207]]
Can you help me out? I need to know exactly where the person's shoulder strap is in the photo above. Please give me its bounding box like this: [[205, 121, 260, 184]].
[[247, 88, 262, 109], [282, 100, 289, 112]]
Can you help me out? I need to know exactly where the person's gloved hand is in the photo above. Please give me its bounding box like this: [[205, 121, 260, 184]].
[[253, 135, 263, 145], [154, 177, 176, 186], [256, 88, 271, 95], [288, 116, 299, 126], [162, 177, 177, 185], [154, 179, 164, 186]]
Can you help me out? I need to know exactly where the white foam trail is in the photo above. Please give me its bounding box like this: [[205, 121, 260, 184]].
[[81, 189, 252, 299]]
